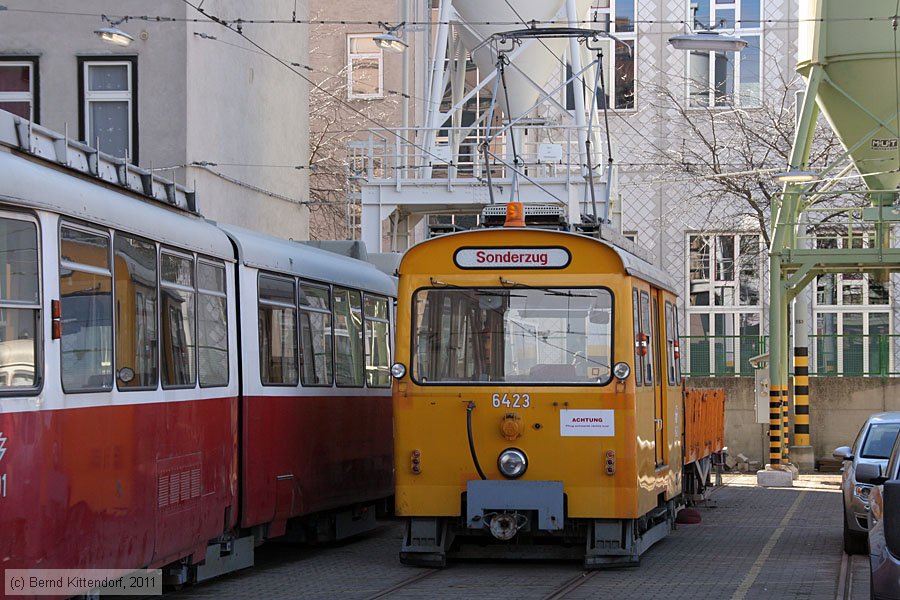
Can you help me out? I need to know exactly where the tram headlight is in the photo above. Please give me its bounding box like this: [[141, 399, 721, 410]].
[[613, 362, 631, 381], [497, 448, 528, 479], [390, 362, 407, 379]]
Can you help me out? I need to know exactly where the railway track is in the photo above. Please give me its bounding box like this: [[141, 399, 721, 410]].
[[541, 570, 600, 600], [361, 569, 440, 600]]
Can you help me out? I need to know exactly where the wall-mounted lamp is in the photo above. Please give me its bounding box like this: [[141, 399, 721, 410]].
[[94, 15, 134, 47], [773, 168, 818, 183], [668, 5, 748, 53], [374, 21, 407, 53], [669, 31, 748, 52]]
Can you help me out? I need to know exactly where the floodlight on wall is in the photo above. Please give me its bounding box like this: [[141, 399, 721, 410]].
[[773, 168, 818, 183], [668, 32, 748, 52], [94, 15, 134, 47], [668, 5, 748, 53], [374, 21, 407, 53]]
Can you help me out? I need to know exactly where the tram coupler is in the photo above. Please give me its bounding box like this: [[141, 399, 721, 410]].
[[485, 512, 528, 540]]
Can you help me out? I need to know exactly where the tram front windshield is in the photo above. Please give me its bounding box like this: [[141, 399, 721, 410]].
[[413, 287, 612, 384]]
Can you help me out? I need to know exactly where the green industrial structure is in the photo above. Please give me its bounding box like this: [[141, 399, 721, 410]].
[[769, 0, 900, 467]]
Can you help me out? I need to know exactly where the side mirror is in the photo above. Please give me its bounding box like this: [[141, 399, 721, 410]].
[[833, 446, 854, 461], [856, 462, 886, 485], [884, 481, 900, 555]]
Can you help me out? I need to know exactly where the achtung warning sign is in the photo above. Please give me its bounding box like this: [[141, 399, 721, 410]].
[[559, 409, 615, 437]]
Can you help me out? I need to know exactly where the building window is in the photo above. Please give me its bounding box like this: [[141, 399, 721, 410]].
[[347, 35, 383, 99], [79, 57, 137, 161], [812, 229, 892, 376], [687, 0, 762, 108], [0, 57, 38, 122], [589, 1, 636, 110], [685, 232, 762, 375]]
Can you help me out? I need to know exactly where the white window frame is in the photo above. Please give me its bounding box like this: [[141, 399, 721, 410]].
[[347, 34, 384, 100], [588, 1, 637, 111], [810, 228, 892, 376], [685, 0, 763, 109], [82, 60, 134, 158], [0, 60, 35, 121], [811, 310, 892, 376], [684, 232, 763, 376]]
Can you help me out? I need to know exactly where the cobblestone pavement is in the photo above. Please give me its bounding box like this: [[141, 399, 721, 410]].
[[160, 474, 849, 600]]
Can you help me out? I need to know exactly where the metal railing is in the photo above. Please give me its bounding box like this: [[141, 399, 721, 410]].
[[682, 334, 900, 378], [348, 125, 589, 185]]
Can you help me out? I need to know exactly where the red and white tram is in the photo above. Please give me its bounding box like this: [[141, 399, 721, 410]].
[[0, 112, 395, 591]]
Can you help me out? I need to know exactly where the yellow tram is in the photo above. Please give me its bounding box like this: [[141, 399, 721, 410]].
[[390, 204, 722, 568]]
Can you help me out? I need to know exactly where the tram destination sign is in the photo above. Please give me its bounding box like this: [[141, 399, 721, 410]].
[[454, 247, 571, 269]]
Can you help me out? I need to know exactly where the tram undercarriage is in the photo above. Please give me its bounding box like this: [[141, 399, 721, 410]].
[[400, 492, 682, 569]]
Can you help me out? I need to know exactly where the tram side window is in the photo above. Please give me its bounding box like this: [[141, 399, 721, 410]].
[[299, 282, 333, 386], [364, 294, 391, 388], [258, 274, 298, 386], [161, 252, 196, 388], [632, 288, 643, 386], [333, 287, 364, 387], [60, 225, 113, 392], [114, 234, 157, 390], [198, 260, 228, 387], [665, 301, 676, 385], [640, 291, 654, 384], [674, 306, 683, 385], [0, 217, 40, 390]]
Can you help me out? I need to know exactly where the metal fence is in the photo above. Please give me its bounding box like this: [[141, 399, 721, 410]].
[[682, 334, 900, 377]]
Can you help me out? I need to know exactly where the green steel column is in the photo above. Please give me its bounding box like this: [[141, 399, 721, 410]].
[[768, 230, 785, 467], [767, 68, 822, 469]]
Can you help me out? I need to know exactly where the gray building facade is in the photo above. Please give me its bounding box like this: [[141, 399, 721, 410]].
[[0, 0, 311, 239]]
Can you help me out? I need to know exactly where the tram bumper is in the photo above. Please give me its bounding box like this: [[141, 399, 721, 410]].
[[466, 480, 564, 534]]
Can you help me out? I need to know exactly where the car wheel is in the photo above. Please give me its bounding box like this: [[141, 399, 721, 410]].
[[843, 507, 868, 555]]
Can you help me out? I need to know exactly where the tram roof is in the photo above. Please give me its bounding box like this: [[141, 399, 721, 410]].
[[405, 228, 677, 293], [218, 223, 397, 297], [0, 149, 234, 260]]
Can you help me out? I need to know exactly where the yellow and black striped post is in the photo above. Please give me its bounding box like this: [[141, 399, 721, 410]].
[[793, 347, 810, 447], [769, 385, 783, 466], [782, 390, 790, 465]]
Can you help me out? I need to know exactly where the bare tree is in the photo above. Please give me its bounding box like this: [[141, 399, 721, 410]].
[[644, 72, 850, 247], [307, 23, 399, 241]]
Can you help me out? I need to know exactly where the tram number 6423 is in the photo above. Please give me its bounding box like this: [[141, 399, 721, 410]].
[[491, 393, 530, 409]]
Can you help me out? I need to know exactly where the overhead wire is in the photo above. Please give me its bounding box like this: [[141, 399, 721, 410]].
[[15, 2, 871, 200], [6, 6, 900, 27]]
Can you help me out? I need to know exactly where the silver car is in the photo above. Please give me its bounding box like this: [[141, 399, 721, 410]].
[[833, 412, 900, 555], [856, 434, 900, 600]]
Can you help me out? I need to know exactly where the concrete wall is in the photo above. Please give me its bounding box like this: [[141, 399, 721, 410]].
[[690, 376, 900, 468], [0, 0, 189, 168], [186, 0, 310, 240], [0, 0, 310, 240]]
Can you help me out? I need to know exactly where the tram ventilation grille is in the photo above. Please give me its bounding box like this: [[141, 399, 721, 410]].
[[157, 455, 202, 512]]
